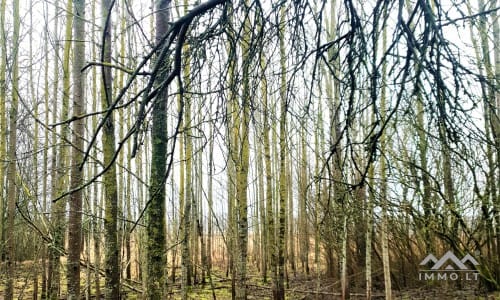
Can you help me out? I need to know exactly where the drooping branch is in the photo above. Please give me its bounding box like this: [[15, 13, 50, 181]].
[[80, 0, 227, 168]]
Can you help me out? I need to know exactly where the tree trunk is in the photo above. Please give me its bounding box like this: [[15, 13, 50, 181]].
[[29, 2, 40, 298], [287, 148, 295, 279], [492, 0, 500, 284], [257, 29, 271, 282], [146, 93, 169, 295], [47, 0, 67, 296], [5, 1, 20, 298], [182, 87, 193, 298], [255, 117, 267, 280], [263, 40, 275, 290], [207, 105, 214, 275], [101, 0, 121, 297], [42, 1, 51, 296], [365, 166, 373, 300], [225, 3, 237, 297], [379, 12, 391, 299], [298, 125, 309, 275], [145, 1, 170, 298], [0, 0, 6, 269], [275, 4, 287, 299], [181, 9, 193, 293], [232, 3, 252, 298], [67, 0, 86, 297], [90, 1, 102, 294]]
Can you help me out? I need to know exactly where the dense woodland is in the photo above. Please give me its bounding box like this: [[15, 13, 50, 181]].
[[0, 0, 498, 299]]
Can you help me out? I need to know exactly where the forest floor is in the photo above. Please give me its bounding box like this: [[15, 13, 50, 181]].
[[177, 275, 500, 300], [1, 262, 499, 299]]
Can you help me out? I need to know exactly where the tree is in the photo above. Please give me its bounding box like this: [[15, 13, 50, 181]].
[[298, 122, 309, 276], [231, 2, 254, 298], [101, 0, 120, 297], [474, 0, 500, 284], [90, 1, 102, 296], [4, 0, 20, 298], [145, 0, 170, 297], [276, 3, 288, 299], [181, 0, 193, 294], [67, 0, 86, 297], [0, 0, 6, 277], [47, 0, 68, 297]]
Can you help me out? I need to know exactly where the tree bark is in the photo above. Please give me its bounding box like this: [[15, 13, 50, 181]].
[[101, 0, 121, 297], [232, 3, 252, 298], [47, 1, 67, 297], [145, 0, 170, 298], [5, 0, 20, 298], [0, 0, 5, 268], [67, 0, 86, 297], [181, 2, 193, 292], [276, 4, 288, 299]]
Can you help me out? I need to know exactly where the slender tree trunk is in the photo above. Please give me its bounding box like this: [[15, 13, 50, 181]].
[[340, 214, 348, 300], [101, 0, 121, 297], [182, 91, 193, 295], [48, 0, 66, 297], [42, 1, 51, 296], [263, 48, 274, 289], [29, 2, 40, 298], [275, 4, 287, 299], [492, 0, 500, 284], [380, 160, 391, 300], [0, 0, 5, 272], [379, 12, 391, 298], [287, 148, 295, 279], [182, 15, 193, 293], [5, 1, 20, 298], [365, 164, 373, 300], [90, 0, 102, 296], [207, 104, 214, 275], [197, 135, 207, 285], [255, 118, 267, 280], [298, 124, 309, 275], [365, 109, 374, 300], [177, 54, 185, 287], [225, 3, 237, 296], [227, 118, 236, 291], [416, 92, 433, 250], [67, 0, 86, 298], [313, 100, 323, 296], [118, 0, 133, 282], [234, 92, 251, 300], [145, 0, 170, 297], [257, 34, 270, 282], [48, 0, 72, 296], [232, 3, 252, 298]]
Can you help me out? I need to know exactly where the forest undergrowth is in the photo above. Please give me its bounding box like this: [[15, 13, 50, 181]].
[[0, 261, 499, 299]]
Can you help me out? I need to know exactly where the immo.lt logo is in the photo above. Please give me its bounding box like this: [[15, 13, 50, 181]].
[[419, 250, 480, 281]]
